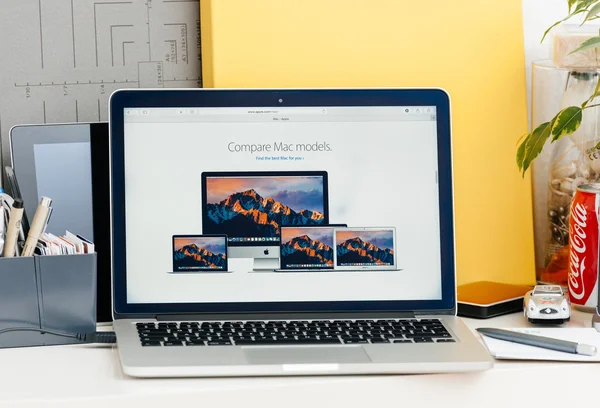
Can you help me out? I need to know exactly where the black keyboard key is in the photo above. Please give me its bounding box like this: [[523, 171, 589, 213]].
[[185, 341, 206, 346], [286, 338, 341, 345], [370, 338, 390, 343], [141, 340, 162, 346], [436, 339, 456, 343], [319, 335, 339, 341], [207, 340, 232, 346], [137, 328, 162, 334], [413, 338, 434, 343], [139, 334, 168, 340], [331, 320, 351, 325], [236, 338, 276, 345], [392, 339, 413, 343], [343, 338, 368, 344], [163, 341, 184, 346]]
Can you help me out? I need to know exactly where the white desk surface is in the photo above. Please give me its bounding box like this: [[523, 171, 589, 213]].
[[1, 310, 599, 408]]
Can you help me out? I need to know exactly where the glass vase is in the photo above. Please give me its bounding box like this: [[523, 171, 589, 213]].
[[532, 60, 600, 286]]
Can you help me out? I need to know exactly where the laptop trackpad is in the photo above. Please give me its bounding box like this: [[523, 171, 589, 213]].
[[243, 346, 371, 364]]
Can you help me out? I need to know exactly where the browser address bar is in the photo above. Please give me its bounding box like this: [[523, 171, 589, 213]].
[[189, 107, 328, 115]]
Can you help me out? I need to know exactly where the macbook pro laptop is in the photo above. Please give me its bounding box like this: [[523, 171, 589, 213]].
[[277, 225, 346, 272], [109, 88, 493, 377]]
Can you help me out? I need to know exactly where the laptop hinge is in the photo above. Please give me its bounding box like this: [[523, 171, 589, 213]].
[[414, 308, 456, 316], [155, 311, 417, 321]]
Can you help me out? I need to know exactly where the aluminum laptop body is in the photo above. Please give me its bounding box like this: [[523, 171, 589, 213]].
[[109, 88, 493, 377]]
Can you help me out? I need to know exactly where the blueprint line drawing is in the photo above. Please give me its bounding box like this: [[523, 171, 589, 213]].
[[0, 0, 202, 175]]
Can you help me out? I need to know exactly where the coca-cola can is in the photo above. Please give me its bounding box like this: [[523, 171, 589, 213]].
[[568, 184, 600, 312]]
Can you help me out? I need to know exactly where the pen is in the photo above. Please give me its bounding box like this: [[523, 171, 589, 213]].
[[477, 327, 597, 356], [3, 198, 24, 258], [21, 196, 52, 257]]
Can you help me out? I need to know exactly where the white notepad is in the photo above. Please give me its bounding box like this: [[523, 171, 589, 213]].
[[479, 328, 600, 362]]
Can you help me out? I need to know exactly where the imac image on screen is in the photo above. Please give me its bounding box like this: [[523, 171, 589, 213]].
[[201, 171, 329, 270]]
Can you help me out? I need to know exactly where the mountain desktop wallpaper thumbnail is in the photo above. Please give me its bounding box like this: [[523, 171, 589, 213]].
[[336, 230, 394, 266], [281, 227, 334, 267], [205, 176, 326, 237], [173, 237, 227, 271]]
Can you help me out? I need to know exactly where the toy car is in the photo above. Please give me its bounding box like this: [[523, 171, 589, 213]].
[[523, 285, 571, 324]]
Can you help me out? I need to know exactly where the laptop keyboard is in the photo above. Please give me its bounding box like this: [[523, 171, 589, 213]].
[[136, 319, 455, 347]]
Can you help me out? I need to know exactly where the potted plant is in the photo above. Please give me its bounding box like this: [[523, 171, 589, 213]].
[[518, 0, 600, 299], [518, 0, 600, 173]]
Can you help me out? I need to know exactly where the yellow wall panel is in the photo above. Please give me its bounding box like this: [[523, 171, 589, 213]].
[[200, 0, 535, 285]]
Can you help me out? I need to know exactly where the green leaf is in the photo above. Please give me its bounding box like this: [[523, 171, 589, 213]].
[[569, 0, 578, 11], [522, 121, 554, 175], [584, 2, 600, 22], [516, 135, 529, 170], [575, 0, 597, 12], [551, 106, 583, 140], [543, 1, 597, 42], [569, 35, 600, 54], [542, 18, 569, 43]]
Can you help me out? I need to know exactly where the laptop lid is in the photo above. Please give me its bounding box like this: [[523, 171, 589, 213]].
[[109, 88, 456, 318]]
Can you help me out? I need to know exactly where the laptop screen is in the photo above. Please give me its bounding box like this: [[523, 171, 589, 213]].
[[122, 105, 443, 304]]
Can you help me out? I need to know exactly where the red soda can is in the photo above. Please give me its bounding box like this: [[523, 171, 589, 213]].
[[568, 184, 600, 312]]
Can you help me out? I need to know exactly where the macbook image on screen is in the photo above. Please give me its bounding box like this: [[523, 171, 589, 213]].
[[334, 227, 398, 271], [277, 224, 347, 272], [172, 235, 229, 273]]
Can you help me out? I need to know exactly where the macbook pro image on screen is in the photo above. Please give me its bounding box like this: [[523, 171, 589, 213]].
[[277, 224, 347, 272]]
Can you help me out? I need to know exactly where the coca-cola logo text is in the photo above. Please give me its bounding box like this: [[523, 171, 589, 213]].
[[569, 202, 587, 300]]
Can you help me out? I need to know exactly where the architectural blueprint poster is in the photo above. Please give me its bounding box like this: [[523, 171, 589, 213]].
[[0, 0, 202, 174]]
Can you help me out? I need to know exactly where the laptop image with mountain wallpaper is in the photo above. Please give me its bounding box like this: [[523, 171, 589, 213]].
[[277, 225, 347, 272], [109, 88, 493, 377], [334, 227, 399, 271]]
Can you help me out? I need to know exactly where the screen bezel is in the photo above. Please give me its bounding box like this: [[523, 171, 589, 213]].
[[201, 171, 330, 247], [333, 227, 397, 271], [279, 224, 347, 271], [110, 88, 456, 317]]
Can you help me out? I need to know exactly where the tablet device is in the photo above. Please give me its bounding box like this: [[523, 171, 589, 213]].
[[10, 122, 112, 322], [172, 235, 229, 272]]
